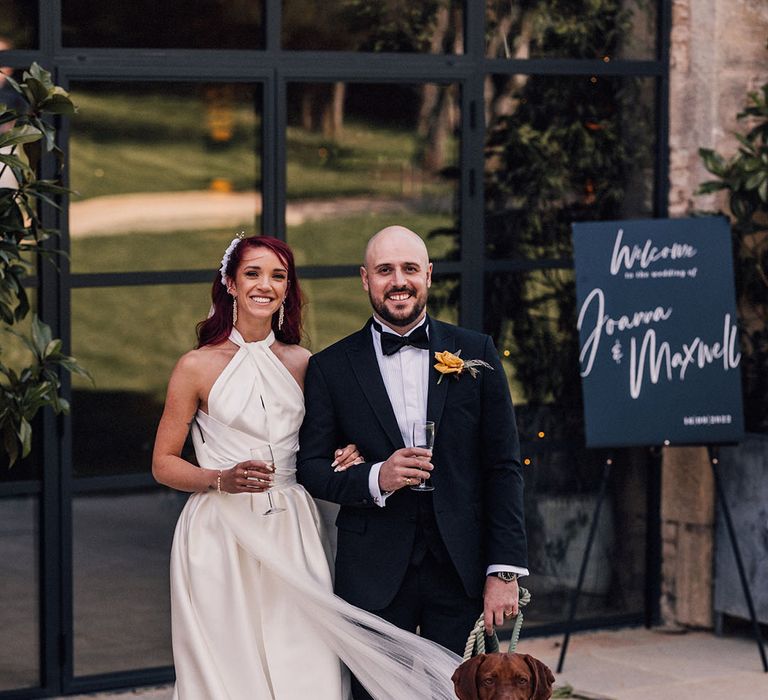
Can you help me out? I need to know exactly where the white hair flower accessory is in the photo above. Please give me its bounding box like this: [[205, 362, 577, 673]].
[[219, 231, 246, 286]]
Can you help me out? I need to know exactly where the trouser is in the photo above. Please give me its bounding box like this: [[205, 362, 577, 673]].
[[350, 549, 482, 700]]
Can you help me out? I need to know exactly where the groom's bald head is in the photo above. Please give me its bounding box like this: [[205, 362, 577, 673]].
[[361, 225, 432, 332], [363, 225, 429, 270]]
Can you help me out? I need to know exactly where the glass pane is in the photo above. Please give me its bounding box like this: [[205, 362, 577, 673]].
[[483, 268, 647, 625], [485, 269, 583, 442], [520, 447, 648, 627], [73, 489, 185, 676], [283, 0, 463, 53], [302, 274, 458, 353], [71, 284, 210, 477], [62, 0, 264, 49], [0, 291, 42, 480], [0, 495, 39, 690], [486, 0, 656, 61], [69, 82, 262, 273], [0, 58, 24, 191], [302, 277, 371, 353], [485, 75, 656, 260], [286, 82, 460, 265], [0, 2, 38, 50]]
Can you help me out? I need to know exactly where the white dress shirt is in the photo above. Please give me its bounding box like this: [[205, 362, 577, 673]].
[[366, 315, 528, 578]]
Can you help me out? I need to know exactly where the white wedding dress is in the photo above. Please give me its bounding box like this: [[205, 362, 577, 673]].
[[169, 329, 461, 699]]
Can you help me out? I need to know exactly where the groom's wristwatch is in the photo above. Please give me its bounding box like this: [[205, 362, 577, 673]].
[[489, 572, 518, 583]]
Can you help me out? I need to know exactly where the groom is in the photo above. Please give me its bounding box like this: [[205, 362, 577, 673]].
[[297, 226, 528, 690]]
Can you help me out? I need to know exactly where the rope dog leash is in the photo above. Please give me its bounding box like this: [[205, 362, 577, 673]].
[[462, 587, 531, 661]]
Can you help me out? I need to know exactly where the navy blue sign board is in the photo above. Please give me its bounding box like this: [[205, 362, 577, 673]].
[[573, 217, 744, 448]]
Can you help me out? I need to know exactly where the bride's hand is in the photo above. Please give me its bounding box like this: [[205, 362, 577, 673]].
[[218, 460, 275, 493], [332, 444, 365, 472]]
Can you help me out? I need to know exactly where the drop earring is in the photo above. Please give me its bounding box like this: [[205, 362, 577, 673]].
[[232, 295, 238, 325], [278, 300, 285, 330]]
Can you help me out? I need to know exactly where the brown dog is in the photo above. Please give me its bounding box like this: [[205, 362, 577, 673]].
[[451, 652, 555, 700]]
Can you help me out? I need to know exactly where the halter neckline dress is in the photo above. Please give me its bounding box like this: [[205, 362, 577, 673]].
[[169, 328, 461, 699]]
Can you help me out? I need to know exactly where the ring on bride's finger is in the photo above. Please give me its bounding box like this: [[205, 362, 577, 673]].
[[243, 468, 249, 478], [503, 609, 514, 618]]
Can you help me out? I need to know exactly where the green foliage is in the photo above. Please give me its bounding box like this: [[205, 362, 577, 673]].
[[0, 317, 90, 465], [484, 70, 650, 436], [698, 79, 768, 433], [433, 1, 652, 447], [699, 83, 768, 265], [0, 63, 89, 465], [486, 0, 635, 59], [283, 0, 460, 53], [341, 0, 459, 53]]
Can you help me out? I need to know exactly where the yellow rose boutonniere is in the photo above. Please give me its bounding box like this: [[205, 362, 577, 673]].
[[434, 349, 494, 384]]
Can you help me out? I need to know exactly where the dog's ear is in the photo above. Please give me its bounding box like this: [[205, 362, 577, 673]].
[[520, 654, 555, 700], [451, 654, 486, 700]]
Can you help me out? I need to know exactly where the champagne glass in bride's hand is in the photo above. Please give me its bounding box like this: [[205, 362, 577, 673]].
[[410, 421, 435, 492], [249, 446, 285, 516]]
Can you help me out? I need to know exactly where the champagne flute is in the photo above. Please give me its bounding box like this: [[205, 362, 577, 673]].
[[250, 445, 285, 516], [410, 420, 435, 492]]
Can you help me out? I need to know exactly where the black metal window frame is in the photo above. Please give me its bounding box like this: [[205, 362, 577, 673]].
[[0, 0, 670, 696]]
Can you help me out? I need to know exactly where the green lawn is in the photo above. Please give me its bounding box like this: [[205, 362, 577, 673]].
[[69, 89, 456, 202], [69, 214, 458, 401], [70, 213, 456, 274], [42, 88, 462, 403]]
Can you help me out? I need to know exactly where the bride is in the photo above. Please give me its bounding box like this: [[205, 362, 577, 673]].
[[152, 235, 461, 699]]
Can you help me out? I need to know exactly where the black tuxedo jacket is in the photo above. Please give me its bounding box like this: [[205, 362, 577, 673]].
[[297, 317, 527, 610]]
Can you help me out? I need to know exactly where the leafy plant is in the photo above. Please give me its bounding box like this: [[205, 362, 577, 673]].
[[699, 79, 768, 433], [0, 63, 89, 465], [431, 1, 653, 451]]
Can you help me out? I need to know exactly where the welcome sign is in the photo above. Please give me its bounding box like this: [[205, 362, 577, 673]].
[[573, 217, 744, 448]]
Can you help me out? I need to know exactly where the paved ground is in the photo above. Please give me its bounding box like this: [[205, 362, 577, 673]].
[[520, 627, 768, 700], [54, 626, 768, 700]]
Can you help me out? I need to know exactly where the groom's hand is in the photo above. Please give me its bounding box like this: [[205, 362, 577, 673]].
[[483, 576, 520, 635], [378, 447, 433, 492]]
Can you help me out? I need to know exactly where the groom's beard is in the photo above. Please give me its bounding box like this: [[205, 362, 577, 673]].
[[369, 286, 427, 328]]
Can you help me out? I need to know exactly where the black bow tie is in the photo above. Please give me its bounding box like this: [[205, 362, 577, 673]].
[[373, 320, 430, 355]]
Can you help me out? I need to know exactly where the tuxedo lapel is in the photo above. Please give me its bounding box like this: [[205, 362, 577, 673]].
[[426, 317, 453, 433], [346, 323, 405, 451]]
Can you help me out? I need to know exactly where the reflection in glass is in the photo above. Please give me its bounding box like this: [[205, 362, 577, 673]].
[[301, 277, 373, 353], [0, 3, 38, 49], [520, 448, 647, 627], [302, 274, 458, 354], [486, 0, 656, 61], [283, 0, 463, 53], [73, 490, 185, 676], [71, 284, 210, 477], [0, 290, 42, 479], [480, 267, 647, 626], [69, 82, 261, 273], [286, 82, 460, 265], [484, 269, 582, 442], [62, 1, 263, 49], [0, 496, 39, 690], [484, 75, 656, 260]]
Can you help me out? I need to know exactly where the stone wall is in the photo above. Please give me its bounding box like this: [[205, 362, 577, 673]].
[[669, 0, 768, 217], [663, 0, 768, 629]]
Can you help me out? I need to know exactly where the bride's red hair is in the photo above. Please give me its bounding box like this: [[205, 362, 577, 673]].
[[196, 236, 304, 347]]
